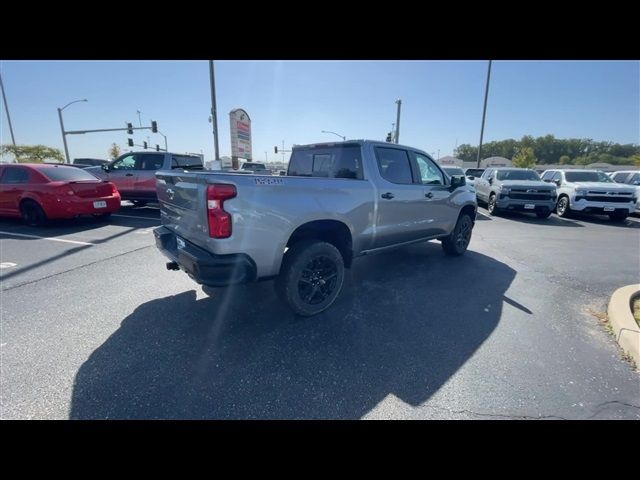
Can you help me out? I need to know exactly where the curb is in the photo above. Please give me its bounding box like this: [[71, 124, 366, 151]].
[[607, 284, 640, 369]]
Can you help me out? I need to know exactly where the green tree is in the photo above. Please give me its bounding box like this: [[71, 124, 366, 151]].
[[512, 147, 537, 168], [559, 155, 572, 165], [453, 144, 478, 163], [108, 143, 121, 159], [633, 154, 640, 167], [0, 144, 64, 163]]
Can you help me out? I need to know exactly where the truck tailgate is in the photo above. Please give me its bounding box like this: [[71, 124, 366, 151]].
[[156, 171, 209, 245]]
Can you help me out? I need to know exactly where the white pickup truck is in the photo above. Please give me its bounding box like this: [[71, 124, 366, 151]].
[[154, 140, 477, 316], [540, 169, 637, 222]]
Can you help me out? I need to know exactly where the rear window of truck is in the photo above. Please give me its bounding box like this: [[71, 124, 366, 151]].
[[288, 145, 363, 179], [172, 155, 203, 169]]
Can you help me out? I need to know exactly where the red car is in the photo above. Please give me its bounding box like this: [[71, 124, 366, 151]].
[[0, 163, 121, 226]]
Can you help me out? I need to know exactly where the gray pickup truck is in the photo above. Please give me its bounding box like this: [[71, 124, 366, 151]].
[[474, 167, 557, 218], [154, 140, 477, 316]]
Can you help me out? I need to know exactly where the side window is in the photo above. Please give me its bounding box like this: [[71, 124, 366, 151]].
[[0, 167, 29, 184], [482, 169, 493, 179], [413, 154, 444, 185], [140, 154, 164, 171], [541, 171, 554, 181], [111, 154, 137, 170], [551, 172, 561, 183], [612, 172, 629, 183], [374, 147, 413, 184]]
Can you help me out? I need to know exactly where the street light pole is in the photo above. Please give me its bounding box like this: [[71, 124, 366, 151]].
[[136, 110, 142, 128], [476, 60, 492, 168], [394, 99, 402, 144], [209, 60, 220, 161], [321, 130, 346, 141], [57, 98, 87, 164], [0, 71, 16, 145], [159, 132, 168, 151]]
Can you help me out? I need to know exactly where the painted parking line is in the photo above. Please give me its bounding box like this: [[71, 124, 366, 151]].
[[1, 262, 18, 269], [112, 214, 160, 221], [0, 231, 95, 246]]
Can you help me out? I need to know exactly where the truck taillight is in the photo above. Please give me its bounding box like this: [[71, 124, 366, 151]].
[[206, 184, 236, 238]]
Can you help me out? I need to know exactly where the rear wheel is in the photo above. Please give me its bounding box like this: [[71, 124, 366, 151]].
[[536, 210, 552, 219], [441, 212, 474, 256], [20, 200, 48, 226], [275, 240, 345, 316], [556, 196, 571, 217], [609, 212, 628, 222]]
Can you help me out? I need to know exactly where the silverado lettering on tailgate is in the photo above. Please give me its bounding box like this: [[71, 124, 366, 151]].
[[254, 178, 285, 185]]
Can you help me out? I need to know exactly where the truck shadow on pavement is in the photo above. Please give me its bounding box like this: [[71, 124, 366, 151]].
[[70, 242, 517, 419]]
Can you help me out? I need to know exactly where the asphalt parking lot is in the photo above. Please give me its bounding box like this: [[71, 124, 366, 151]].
[[1, 205, 639, 419]]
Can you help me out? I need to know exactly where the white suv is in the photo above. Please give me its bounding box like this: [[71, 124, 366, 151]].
[[540, 169, 637, 222]]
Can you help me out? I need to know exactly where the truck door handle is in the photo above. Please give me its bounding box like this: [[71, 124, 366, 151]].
[[425, 192, 433, 199], [381, 192, 394, 200], [125, 173, 134, 176]]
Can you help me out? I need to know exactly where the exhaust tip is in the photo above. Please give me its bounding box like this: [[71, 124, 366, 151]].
[[166, 261, 180, 271]]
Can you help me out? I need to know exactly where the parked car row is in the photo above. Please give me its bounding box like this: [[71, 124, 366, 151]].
[[0, 151, 204, 225], [475, 167, 637, 222]]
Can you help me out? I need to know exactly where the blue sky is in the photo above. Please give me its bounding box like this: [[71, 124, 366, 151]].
[[1, 60, 638, 162]]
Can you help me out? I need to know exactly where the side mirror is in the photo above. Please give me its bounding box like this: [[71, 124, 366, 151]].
[[450, 175, 466, 190], [467, 175, 475, 180], [102, 164, 110, 172], [488, 177, 493, 185], [554, 179, 561, 186]]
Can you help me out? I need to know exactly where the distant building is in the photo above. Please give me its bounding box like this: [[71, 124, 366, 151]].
[[436, 156, 463, 167]]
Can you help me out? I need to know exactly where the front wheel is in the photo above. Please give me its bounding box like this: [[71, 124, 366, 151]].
[[275, 240, 345, 316], [487, 194, 499, 215], [556, 196, 571, 217], [441, 212, 474, 256]]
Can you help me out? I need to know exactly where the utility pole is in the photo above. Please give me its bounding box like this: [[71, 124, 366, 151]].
[[476, 60, 492, 168], [209, 61, 220, 161], [394, 99, 402, 144], [136, 110, 142, 127], [0, 71, 16, 145]]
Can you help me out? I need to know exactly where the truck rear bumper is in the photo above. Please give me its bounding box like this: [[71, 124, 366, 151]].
[[154, 226, 257, 287]]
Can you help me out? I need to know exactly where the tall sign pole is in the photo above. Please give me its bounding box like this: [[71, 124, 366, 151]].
[[476, 60, 492, 168], [0, 71, 16, 145], [209, 61, 220, 161]]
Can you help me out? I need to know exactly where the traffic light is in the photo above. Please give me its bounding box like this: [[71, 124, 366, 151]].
[[274, 146, 278, 154], [128, 138, 134, 147], [127, 123, 133, 134], [156, 144, 160, 152], [151, 121, 158, 133], [386, 132, 392, 143], [143, 141, 148, 149]]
